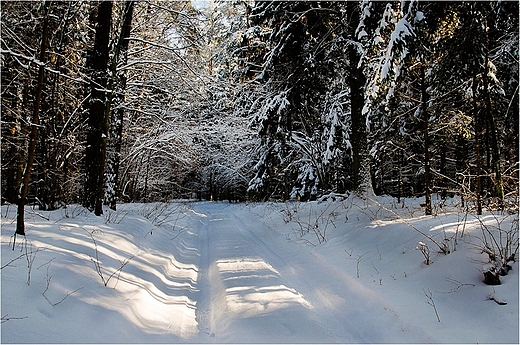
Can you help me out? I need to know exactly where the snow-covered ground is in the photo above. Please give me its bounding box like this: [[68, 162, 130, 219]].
[[1, 196, 518, 343]]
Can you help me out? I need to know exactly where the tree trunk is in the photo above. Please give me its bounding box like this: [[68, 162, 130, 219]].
[[349, 65, 369, 194], [15, 0, 50, 238], [2, 68, 24, 205], [105, 1, 134, 210], [347, 2, 371, 197], [482, 46, 504, 209], [472, 74, 483, 215], [38, 2, 77, 211], [421, 65, 432, 215], [83, 1, 113, 216]]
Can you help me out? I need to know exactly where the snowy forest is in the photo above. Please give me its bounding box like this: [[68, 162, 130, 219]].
[[1, 0, 519, 222], [1, 1, 520, 343]]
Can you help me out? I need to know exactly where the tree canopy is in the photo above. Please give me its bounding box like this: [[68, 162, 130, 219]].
[[1, 0, 518, 217]]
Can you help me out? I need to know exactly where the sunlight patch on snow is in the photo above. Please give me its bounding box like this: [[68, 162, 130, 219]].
[[27, 238, 94, 261], [217, 258, 280, 275], [78, 247, 200, 338], [313, 287, 346, 310], [225, 284, 312, 317], [32, 225, 140, 261], [99, 235, 140, 254], [215, 258, 312, 319], [429, 218, 480, 234], [189, 209, 207, 218], [133, 251, 198, 286], [27, 223, 52, 229], [368, 219, 396, 228], [82, 281, 198, 338]]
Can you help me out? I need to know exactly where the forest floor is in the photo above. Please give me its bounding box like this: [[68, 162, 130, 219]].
[[1, 196, 518, 343]]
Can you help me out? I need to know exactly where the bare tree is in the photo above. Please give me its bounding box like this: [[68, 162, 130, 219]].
[[15, 0, 50, 239]]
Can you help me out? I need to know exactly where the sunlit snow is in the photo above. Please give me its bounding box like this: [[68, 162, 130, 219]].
[[1, 197, 518, 343]]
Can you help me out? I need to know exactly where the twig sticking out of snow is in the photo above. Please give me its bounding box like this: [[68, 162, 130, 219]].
[[437, 278, 475, 294], [417, 242, 431, 265], [423, 288, 441, 322], [367, 196, 450, 254], [83, 228, 137, 287], [346, 251, 371, 278]]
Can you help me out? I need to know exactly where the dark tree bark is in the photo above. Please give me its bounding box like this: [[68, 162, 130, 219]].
[[104, 1, 134, 210], [349, 61, 369, 194], [1, 57, 25, 205], [37, 2, 79, 211], [472, 74, 483, 215], [482, 39, 504, 209], [15, 0, 50, 239], [421, 65, 432, 216], [346, 2, 371, 196], [83, 0, 113, 216]]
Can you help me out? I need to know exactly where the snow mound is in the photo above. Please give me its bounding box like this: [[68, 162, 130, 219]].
[[1, 197, 518, 343]]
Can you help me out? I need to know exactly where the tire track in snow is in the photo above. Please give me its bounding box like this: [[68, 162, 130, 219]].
[[192, 202, 434, 343], [193, 206, 215, 340], [229, 210, 366, 343], [229, 205, 436, 343], [192, 203, 342, 342]]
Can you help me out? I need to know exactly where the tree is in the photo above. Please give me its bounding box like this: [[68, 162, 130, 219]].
[[35, 1, 91, 210], [83, 1, 113, 215], [104, 1, 135, 210], [345, 1, 371, 196], [1, 1, 517, 209], [2, 1, 90, 213], [359, 1, 430, 206], [115, 1, 211, 201], [244, 1, 356, 201], [13, 0, 50, 239]]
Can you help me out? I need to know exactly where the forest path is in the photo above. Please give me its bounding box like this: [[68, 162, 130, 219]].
[[191, 202, 433, 343]]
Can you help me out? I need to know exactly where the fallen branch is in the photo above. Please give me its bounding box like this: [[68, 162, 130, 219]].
[[1, 250, 40, 270], [1, 314, 28, 324]]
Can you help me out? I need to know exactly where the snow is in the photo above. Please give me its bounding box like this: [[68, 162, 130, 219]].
[[1, 197, 518, 343], [414, 11, 424, 23], [380, 16, 413, 80]]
